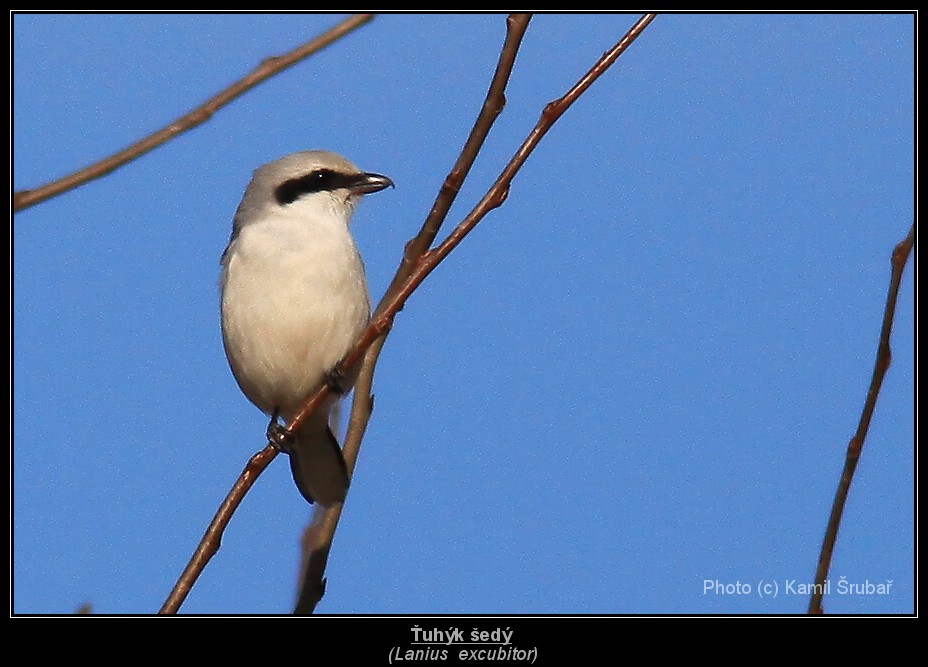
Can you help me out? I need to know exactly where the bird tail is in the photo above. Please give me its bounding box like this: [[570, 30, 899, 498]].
[[287, 416, 350, 507]]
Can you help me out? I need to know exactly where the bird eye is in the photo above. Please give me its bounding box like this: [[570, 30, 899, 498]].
[[274, 169, 340, 205], [309, 169, 338, 187]]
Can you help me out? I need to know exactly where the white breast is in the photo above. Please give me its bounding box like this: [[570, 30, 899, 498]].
[[220, 203, 370, 417]]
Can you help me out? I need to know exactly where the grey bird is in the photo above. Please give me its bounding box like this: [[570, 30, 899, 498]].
[[220, 150, 393, 506]]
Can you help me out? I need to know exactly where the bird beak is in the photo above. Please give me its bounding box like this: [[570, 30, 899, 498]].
[[348, 172, 394, 195]]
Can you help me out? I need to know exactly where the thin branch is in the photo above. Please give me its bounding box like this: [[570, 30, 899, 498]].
[[293, 12, 533, 614], [13, 14, 374, 212], [388, 13, 533, 292], [808, 223, 915, 615], [288, 12, 658, 440], [163, 12, 533, 616], [294, 342, 382, 614], [293, 12, 658, 614], [159, 445, 278, 614], [161, 12, 656, 614]]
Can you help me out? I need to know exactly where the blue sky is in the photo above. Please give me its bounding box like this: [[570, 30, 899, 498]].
[[13, 13, 914, 615]]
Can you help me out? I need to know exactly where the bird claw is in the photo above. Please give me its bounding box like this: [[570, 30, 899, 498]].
[[266, 413, 294, 452], [324, 367, 348, 395]]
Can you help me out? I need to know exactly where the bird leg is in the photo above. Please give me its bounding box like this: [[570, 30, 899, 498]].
[[266, 410, 294, 452], [323, 367, 348, 395]]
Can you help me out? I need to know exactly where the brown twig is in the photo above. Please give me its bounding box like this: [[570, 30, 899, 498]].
[[163, 11, 533, 617], [13, 14, 374, 212], [159, 445, 279, 614], [294, 343, 381, 614], [161, 12, 657, 614], [293, 12, 533, 614], [288, 12, 658, 441], [808, 223, 914, 615], [293, 12, 658, 614], [388, 13, 534, 292]]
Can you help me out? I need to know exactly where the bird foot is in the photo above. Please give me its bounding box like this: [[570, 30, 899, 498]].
[[266, 413, 294, 452], [324, 367, 348, 395]]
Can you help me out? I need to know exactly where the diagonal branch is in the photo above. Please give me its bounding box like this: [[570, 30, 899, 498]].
[[159, 444, 278, 614], [287, 12, 658, 441], [160, 12, 657, 614], [294, 12, 658, 614], [293, 343, 382, 614], [13, 14, 374, 212], [294, 13, 537, 613], [162, 11, 533, 616], [808, 223, 914, 614], [386, 13, 533, 293]]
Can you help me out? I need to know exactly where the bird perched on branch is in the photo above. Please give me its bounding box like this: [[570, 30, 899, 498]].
[[220, 150, 393, 507]]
